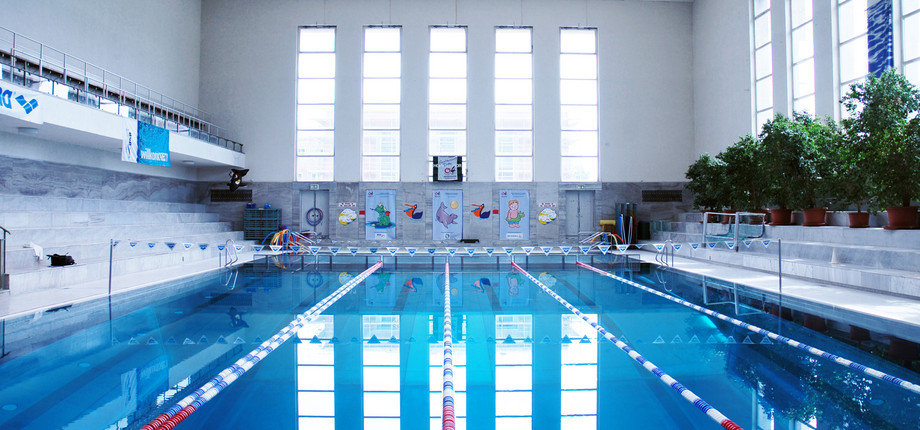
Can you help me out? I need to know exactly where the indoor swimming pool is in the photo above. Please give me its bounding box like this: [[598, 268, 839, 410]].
[[0, 256, 918, 429]]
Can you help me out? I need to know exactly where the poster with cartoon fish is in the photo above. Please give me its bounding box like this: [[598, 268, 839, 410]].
[[366, 189, 397, 240], [433, 190, 463, 241], [499, 189, 530, 240]]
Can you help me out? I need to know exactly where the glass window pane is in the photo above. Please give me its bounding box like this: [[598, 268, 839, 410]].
[[792, 22, 814, 62], [364, 367, 401, 391], [904, 61, 920, 87], [430, 78, 467, 103], [495, 366, 532, 390], [561, 157, 598, 182], [298, 130, 335, 155], [364, 53, 401, 78], [297, 156, 334, 181], [431, 27, 466, 51], [364, 104, 400, 129], [495, 105, 533, 130], [364, 79, 401, 103], [495, 53, 533, 78], [364, 392, 400, 416], [561, 416, 596, 430], [298, 104, 335, 129], [429, 130, 467, 155], [495, 391, 531, 415], [754, 0, 770, 16], [495, 79, 533, 104], [560, 29, 596, 53], [298, 391, 336, 416], [560, 80, 598, 105], [299, 53, 336, 78], [561, 390, 597, 415], [904, 13, 920, 61], [754, 13, 772, 47], [300, 27, 335, 52], [793, 58, 815, 98], [840, 35, 868, 82], [560, 54, 597, 79], [430, 104, 467, 129], [838, 0, 867, 42], [496, 157, 533, 182], [755, 45, 773, 79], [790, 0, 813, 28], [496, 28, 532, 52], [298, 365, 335, 390], [430, 52, 467, 78], [366, 27, 400, 51], [495, 131, 533, 155], [363, 157, 400, 181], [756, 76, 774, 111], [794, 94, 816, 115], [363, 131, 400, 154], [560, 365, 597, 389], [298, 79, 335, 104], [756, 108, 774, 132], [561, 131, 598, 156], [561, 105, 598, 131], [905, 0, 920, 13]]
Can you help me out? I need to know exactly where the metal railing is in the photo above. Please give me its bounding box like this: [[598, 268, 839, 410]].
[[0, 225, 9, 291], [702, 212, 766, 251], [0, 26, 243, 153]]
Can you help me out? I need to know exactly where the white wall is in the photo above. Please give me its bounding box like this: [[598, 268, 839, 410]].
[[0, 0, 202, 109], [199, 0, 695, 183], [691, 0, 754, 157]]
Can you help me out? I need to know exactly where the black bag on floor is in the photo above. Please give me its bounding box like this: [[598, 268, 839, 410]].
[[48, 254, 75, 266]]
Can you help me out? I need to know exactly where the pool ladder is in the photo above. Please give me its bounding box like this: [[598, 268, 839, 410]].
[[654, 239, 674, 291], [223, 239, 239, 267], [0, 225, 9, 291]]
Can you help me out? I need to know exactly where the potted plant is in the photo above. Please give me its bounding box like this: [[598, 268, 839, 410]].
[[759, 113, 810, 225], [823, 125, 874, 227], [842, 70, 920, 229], [718, 134, 768, 223], [685, 153, 729, 222], [797, 114, 841, 226]]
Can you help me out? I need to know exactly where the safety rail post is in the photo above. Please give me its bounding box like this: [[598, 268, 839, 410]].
[[0, 225, 9, 291]]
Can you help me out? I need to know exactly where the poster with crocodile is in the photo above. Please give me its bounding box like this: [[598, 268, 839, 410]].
[[365, 189, 396, 240]]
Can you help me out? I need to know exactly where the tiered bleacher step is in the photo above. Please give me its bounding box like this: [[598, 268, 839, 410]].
[[651, 213, 920, 299], [0, 194, 249, 295]]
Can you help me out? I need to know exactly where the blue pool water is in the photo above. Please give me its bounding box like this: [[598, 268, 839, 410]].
[[0, 257, 918, 429]]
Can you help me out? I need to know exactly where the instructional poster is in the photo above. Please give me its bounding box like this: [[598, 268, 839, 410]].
[[365, 190, 397, 240], [499, 189, 530, 240], [432, 190, 463, 241]]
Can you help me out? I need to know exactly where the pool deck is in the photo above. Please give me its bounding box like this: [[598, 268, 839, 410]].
[[2, 250, 919, 343]]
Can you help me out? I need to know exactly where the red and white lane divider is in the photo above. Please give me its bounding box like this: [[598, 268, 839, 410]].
[[512, 262, 743, 430], [577, 261, 920, 396], [441, 262, 456, 430], [142, 261, 384, 430]]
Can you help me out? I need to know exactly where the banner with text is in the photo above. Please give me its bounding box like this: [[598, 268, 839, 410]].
[[0, 84, 42, 124]]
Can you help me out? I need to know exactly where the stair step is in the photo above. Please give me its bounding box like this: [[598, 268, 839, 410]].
[[0, 194, 208, 214], [0, 211, 219, 229]]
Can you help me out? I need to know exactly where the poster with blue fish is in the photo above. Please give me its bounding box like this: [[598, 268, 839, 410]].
[[499, 189, 530, 240], [433, 190, 463, 240], [366, 189, 397, 240]]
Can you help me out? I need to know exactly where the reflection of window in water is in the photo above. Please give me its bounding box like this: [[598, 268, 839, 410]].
[[495, 314, 533, 428], [296, 315, 335, 429], [561, 314, 597, 429], [429, 314, 468, 428], [363, 315, 400, 429]]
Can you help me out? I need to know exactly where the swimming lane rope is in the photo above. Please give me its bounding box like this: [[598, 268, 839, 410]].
[[577, 261, 920, 397], [441, 262, 456, 430], [142, 261, 384, 430], [511, 262, 743, 430]]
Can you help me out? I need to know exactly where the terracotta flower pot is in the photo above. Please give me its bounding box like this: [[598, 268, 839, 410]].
[[802, 208, 827, 226], [769, 208, 792, 225], [884, 206, 919, 230], [847, 212, 869, 228]]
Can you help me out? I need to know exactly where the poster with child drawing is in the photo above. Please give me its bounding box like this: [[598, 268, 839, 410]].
[[499, 189, 529, 240], [365, 189, 397, 240], [432, 190, 463, 240]]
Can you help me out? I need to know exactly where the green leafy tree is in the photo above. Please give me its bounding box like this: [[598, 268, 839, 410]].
[[685, 153, 729, 211]]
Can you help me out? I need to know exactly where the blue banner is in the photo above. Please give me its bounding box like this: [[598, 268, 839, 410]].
[[366, 189, 397, 240], [136, 122, 170, 166], [499, 190, 530, 240], [433, 189, 463, 240], [868, 0, 893, 77]]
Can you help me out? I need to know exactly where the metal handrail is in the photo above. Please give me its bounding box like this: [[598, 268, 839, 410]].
[[702, 212, 766, 251], [0, 26, 243, 153], [1, 225, 9, 291], [224, 239, 238, 267]]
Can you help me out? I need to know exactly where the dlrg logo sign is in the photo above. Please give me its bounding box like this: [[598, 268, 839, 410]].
[[0, 85, 40, 116]]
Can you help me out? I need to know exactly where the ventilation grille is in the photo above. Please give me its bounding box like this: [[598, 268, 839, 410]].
[[641, 190, 683, 203], [210, 189, 253, 202]]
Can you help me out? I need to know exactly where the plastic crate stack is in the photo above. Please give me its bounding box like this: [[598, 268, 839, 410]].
[[244, 208, 281, 241]]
